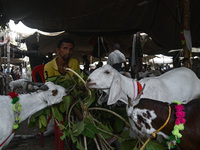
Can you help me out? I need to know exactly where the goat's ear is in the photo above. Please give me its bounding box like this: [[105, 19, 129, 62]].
[[107, 74, 122, 105], [26, 81, 44, 87]]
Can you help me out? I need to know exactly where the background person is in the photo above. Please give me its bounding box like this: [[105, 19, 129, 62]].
[[107, 43, 126, 72]]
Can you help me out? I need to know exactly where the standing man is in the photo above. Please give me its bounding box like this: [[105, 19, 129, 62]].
[[44, 38, 80, 80]]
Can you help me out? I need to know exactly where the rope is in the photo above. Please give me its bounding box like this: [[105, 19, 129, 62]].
[[0, 130, 15, 148], [140, 105, 171, 150]]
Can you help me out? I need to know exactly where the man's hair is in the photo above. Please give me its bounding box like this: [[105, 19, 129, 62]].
[[114, 43, 120, 49], [57, 38, 75, 48]]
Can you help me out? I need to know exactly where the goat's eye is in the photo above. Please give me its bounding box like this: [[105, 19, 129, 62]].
[[104, 70, 110, 74], [52, 90, 58, 96]]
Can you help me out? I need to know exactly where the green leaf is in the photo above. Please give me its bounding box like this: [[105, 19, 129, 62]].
[[97, 122, 113, 139], [60, 130, 69, 140], [122, 139, 138, 150], [47, 76, 58, 82], [76, 140, 85, 150], [28, 120, 36, 128], [72, 121, 85, 136], [57, 78, 68, 83], [30, 116, 36, 122], [145, 140, 167, 150], [39, 119, 42, 128], [40, 125, 46, 132], [31, 110, 44, 118], [83, 117, 93, 125], [113, 117, 125, 133], [82, 123, 99, 138], [44, 107, 51, 115], [84, 91, 96, 108], [63, 96, 72, 113], [53, 106, 63, 121], [39, 115, 47, 127], [118, 129, 132, 142], [59, 103, 66, 113], [70, 134, 77, 143]]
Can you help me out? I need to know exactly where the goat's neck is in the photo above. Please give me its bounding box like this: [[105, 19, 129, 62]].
[[133, 99, 175, 136], [120, 75, 138, 104], [18, 92, 48, 121]]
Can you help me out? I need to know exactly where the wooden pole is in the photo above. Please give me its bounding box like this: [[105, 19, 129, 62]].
[[183, 0, 191, 68]]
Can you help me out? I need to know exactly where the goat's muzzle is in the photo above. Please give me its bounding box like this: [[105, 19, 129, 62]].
[[86, 79, 96, 87]]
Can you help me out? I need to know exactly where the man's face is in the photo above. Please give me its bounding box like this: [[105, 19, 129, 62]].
[[57, 42, 74, 61]]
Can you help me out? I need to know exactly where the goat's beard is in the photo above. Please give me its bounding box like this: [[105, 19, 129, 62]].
[[61, 55, 71, 62]]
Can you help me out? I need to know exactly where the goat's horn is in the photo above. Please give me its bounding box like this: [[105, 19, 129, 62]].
[[25, 81, 45, 87], [37, 85, 49, 91]]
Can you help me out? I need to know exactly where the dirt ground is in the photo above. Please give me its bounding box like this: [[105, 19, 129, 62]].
[[4, 119, 56, 150]]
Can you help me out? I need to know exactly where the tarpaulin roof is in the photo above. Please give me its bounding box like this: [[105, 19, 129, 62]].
[[1, 0, 200, 57]]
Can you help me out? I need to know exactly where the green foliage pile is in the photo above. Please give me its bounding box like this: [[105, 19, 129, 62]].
[[28, 71, 167, 150]]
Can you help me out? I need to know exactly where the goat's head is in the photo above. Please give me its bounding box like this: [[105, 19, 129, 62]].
[[39, 82, 68, 106], [86, 65, 122, 105]]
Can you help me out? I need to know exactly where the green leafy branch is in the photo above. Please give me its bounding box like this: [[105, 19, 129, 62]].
[[29, 70, 168, 150]]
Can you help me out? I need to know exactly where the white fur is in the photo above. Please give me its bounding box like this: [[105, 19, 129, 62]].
[[127, 107, 157, 137], [86, 65, 200, 105], [0, 82, 67, 149], [138, 70, 161, 79]]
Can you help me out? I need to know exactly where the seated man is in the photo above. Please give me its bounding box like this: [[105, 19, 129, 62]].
[[43, 38, 83, 138], [44, 38, 80, 80]]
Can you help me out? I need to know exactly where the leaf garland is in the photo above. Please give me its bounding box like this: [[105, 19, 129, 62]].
[[8, 91, 21, 130]]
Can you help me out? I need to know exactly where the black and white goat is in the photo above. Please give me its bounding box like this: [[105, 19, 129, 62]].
[[127, 97, 200, 150], [0, 82, 68, 149], [86, 65, 200, 105]]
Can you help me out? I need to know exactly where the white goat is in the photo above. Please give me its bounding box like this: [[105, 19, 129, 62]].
[[86, 65, 200, 105], [9, 79, 56, 137], [0, 82, 68, 149]]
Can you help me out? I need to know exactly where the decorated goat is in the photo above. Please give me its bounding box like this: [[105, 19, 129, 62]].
[[86, 65, 200, 105], [127, 97, 200, 150], [0, 82, 68, 149]]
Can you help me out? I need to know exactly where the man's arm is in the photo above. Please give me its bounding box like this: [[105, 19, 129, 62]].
[[44, 63, 54, 81]]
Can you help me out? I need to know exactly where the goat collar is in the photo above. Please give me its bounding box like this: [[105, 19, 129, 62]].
[[132, 81, 143, 100], [166, 101, 185, 149], [7, 91, 21, 130], [137, 82, 143, 95], [140, 105, 171, 150]]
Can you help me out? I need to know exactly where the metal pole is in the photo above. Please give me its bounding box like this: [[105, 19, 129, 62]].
[[6, 41, 10, 94]]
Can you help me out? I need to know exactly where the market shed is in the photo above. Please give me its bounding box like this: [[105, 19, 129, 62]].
[[1, 0, 200, 55]]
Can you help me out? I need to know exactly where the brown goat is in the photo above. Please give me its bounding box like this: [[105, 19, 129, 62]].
[[127, 98, 200, 150]]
